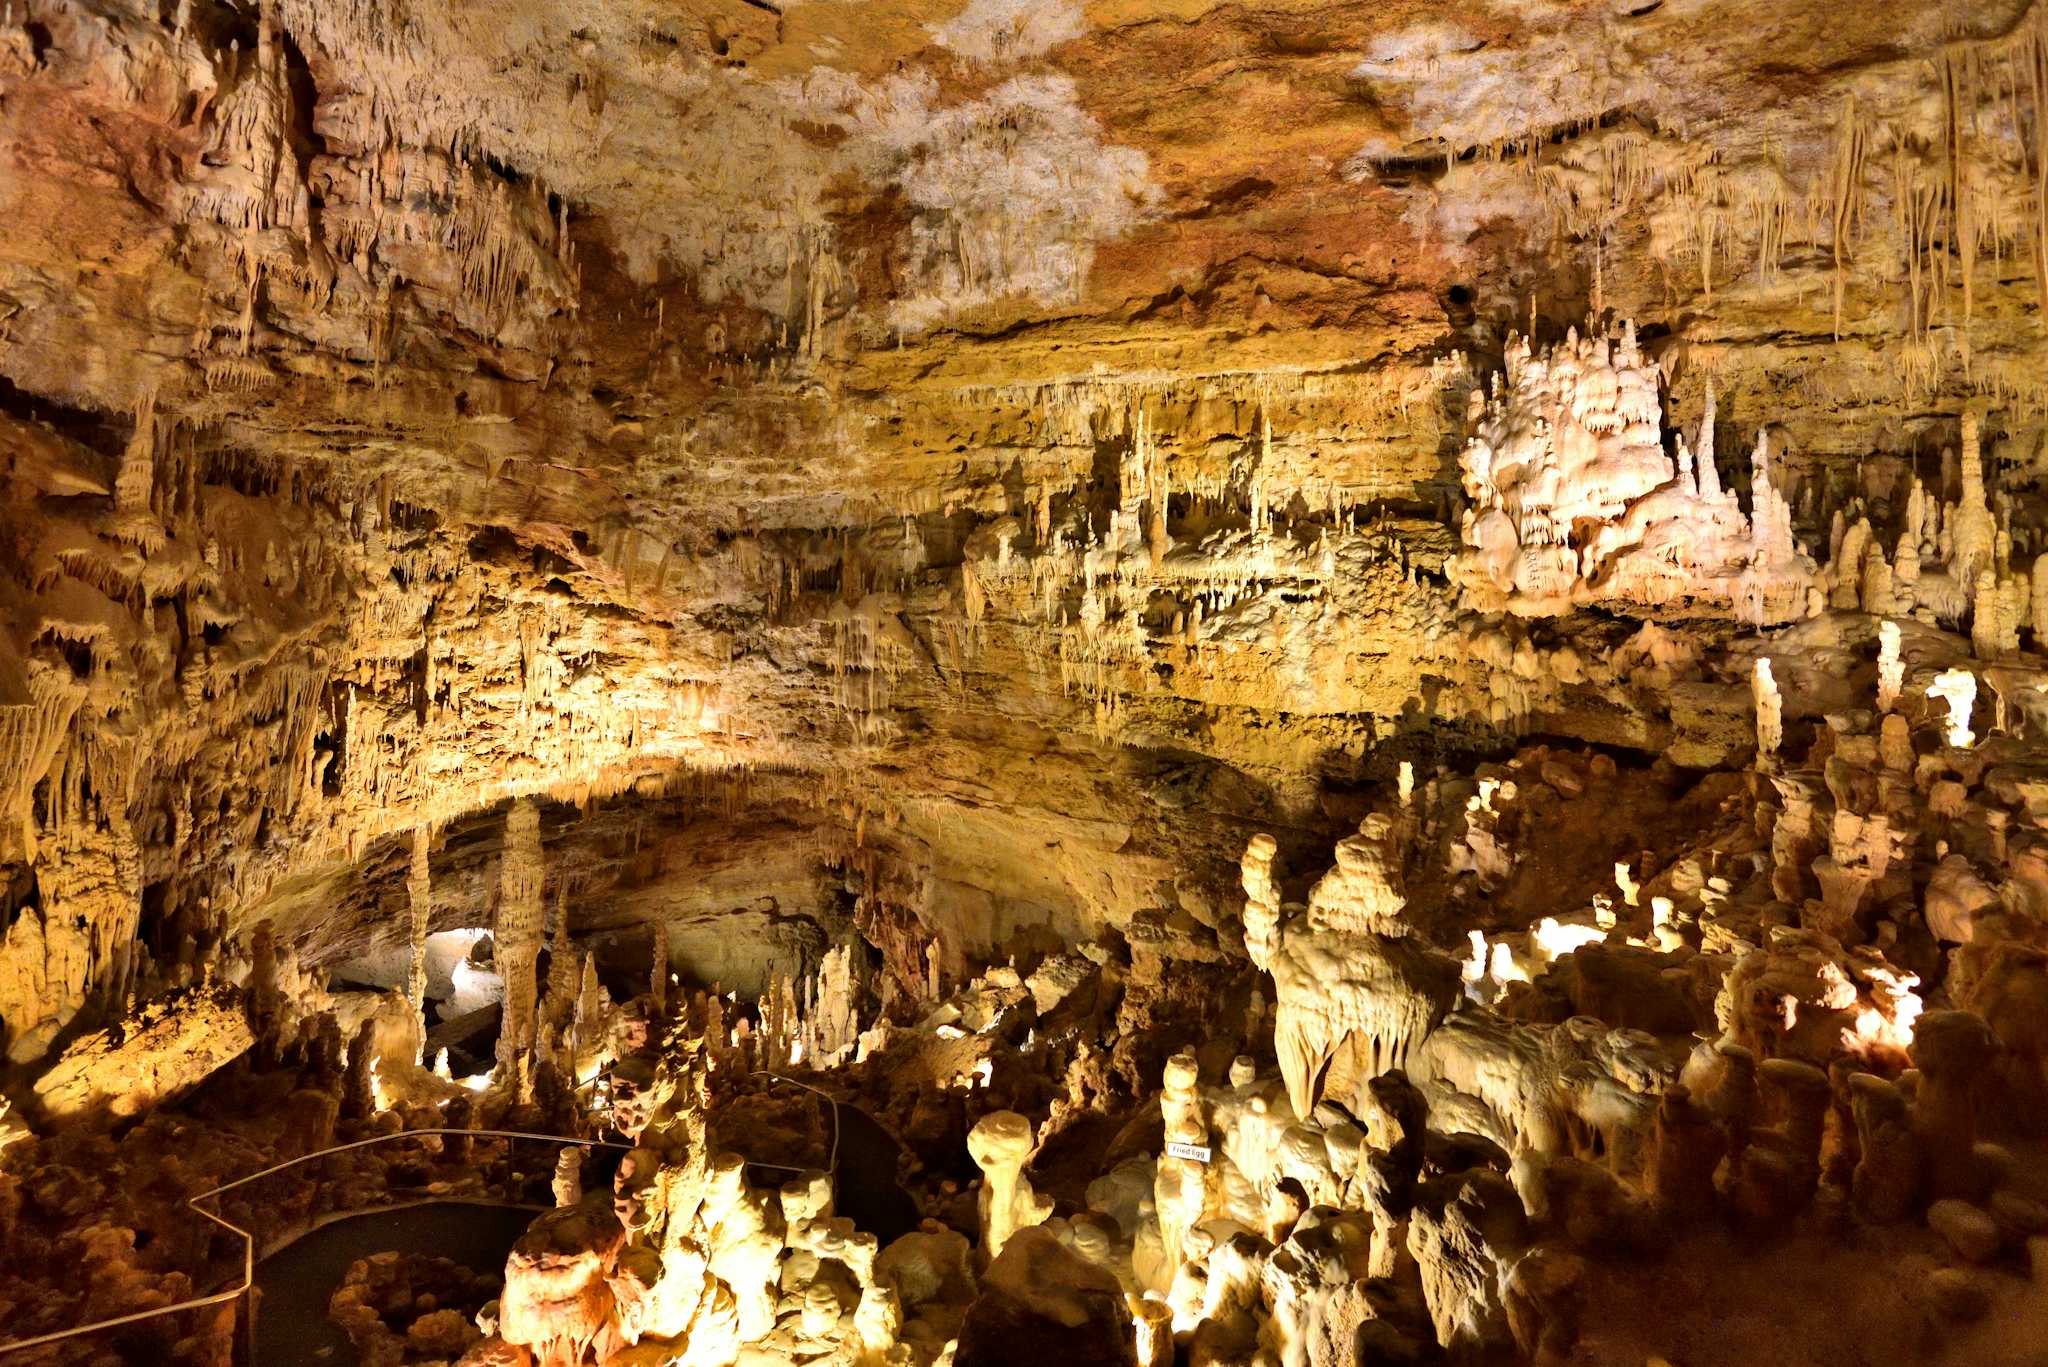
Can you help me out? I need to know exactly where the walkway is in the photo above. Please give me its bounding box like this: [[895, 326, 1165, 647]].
[[253, 1202, 535, 1365], [830, 1102, 921, 1245], [0, 1091, 920, 1363]]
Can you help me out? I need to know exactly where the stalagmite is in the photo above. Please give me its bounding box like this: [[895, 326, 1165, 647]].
[[651, 919, 670, 1018], [496, 798, 545, 1094], [1697, 380, 1721, 499], [2033, 556, 2048, 643], [1877, 620, 1904, 712], [554, 1147, 584, 1207], [1154, 1051, 1209, 1285], [1953, 412, 1996, 590], [405, 826, 431, 1048], [546, 905, 577, 1031], [1244, 818, 1462, 1118], [1973, 570, 2004, 658], [1615, 862, 1640, 909], [6, 10, 2048, 1367], [1929, 669, 1978, 748], [1753, 657, 1783, 758], [968, 1110, 1054, 1259]]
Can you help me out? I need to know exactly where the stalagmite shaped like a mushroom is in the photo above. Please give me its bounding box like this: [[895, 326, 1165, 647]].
[[969, 1110, 1054, 1259], [498, 1203, 627, 1366]]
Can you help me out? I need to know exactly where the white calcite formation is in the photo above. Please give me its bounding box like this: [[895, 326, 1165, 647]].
[[1877, 620, 1905, 712], [1753, 656, 1783, 758], [1244, 815, 1462, 1120], [1930, 669, 1979, 749], [968, 1109, 1055, 1260], [1152, 1050, 1208, 1286], [1451, 323, 1816, 622]]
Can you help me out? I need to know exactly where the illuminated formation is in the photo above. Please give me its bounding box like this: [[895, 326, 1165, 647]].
[[7, 2, 2048, 1366], [1450, 324, 1817, 622]]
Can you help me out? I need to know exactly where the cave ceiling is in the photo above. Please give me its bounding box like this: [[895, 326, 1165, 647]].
[[2, 0, 2046, 977]]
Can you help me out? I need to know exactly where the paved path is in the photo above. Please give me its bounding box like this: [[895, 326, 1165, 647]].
[[831, 1101, 921, 1245], [247, 1103, 915, 1363], [252, 1202, 534, 1365]]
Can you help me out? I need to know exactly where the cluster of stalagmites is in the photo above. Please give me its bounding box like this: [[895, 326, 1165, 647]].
[[1805, 407, 2048, 670], [443, 634, 2048, 1366], [1450, 321, 1814, 624], [0, 939, 619, 1364], [6, 353, 2048, 1366], [1449, 319, 2048, 688], [11, 662, 2048, 1367], [13, 388, 2048, 1367], [921, 315, 2040, 772]]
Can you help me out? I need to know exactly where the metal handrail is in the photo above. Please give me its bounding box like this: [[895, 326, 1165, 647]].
[[0, 1127, 620, 1359], [0, 1076, 844, 1358], [755, 1069, 842, 1175]]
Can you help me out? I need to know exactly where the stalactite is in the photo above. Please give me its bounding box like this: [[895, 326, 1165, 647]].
[[0, 676, 82, 866], [1827, 93, 1867, 339]]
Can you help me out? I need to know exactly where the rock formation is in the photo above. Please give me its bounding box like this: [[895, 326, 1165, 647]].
[[1450, 324, 1816, 621], [6, 2, 2048, 1364], [496, 798, 544, 1095], [1244, 814, 1461, 1119]]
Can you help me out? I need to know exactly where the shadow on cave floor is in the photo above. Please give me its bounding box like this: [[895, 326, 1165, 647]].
[[832, 1101, 920, 1246]]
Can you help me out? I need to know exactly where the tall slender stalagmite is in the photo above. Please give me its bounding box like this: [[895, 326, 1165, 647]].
[[405, 826, 431, 1051], [1954, 409, 1995, 590], [495, 798, 544, 1095], [545, 898, 576, 1032]]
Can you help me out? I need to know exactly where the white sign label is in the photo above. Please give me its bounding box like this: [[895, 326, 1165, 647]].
[[1165, 1141, 1211, 1163]]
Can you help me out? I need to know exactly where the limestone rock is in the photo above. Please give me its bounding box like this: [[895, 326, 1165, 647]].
[[1927, 1200, 2002, 1265], [954, 1226, 1136, 1367]]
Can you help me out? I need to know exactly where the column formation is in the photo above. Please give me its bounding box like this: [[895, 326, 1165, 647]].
[[405, 826, 431, 1051], [496, 798, 544, 1095]]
